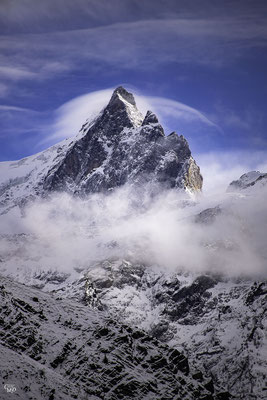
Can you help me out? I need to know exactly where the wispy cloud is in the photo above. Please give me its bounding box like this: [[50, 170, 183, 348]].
[[0, 104, 44, 145], [0, 105, 34, 112], [144, 96, 218, 128], [0, 11, 266, 92], [0, 66, 37, 80], [209, 103, 263, 131], [1, 0, 266, 35], [48, 88, 114, 142]]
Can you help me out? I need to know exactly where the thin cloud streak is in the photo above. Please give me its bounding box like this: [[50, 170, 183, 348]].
[[1, 14, 267, 91], [145, 96, 219, 128], [1, 0, 266, 34], [0, 66, 37, 80], [0, 105, 35, 112]]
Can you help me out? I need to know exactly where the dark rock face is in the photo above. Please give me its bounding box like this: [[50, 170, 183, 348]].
[[43, 87, 202, 195], [161, 275, 217, 321], [246, 282, 267, 305]]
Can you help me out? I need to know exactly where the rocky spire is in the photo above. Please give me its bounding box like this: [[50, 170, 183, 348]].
[[42, 86, 203, 194], [109, 86, 137, 107], [142, 110, 159, 125], [98, 86, 143, 130]]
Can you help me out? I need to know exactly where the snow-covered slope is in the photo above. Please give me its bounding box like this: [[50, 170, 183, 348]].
[[227, 171, 267, 193], [0, 137, 76, 215], [60, 260, 265, 400], [0, 275, 228, 400]]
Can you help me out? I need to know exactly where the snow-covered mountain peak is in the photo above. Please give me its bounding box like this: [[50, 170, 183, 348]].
[[103, 86, 144, 129], [110, 86, 137, 107], [227, 170, 267, 192]]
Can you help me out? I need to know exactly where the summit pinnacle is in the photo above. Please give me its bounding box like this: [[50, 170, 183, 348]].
[[109, 86, 137, 106], [142, 110, 159, 125]]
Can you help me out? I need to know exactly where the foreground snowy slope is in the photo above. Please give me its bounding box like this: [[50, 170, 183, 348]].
[[0, 275, 228, 400], [70, 261, 266, 399]]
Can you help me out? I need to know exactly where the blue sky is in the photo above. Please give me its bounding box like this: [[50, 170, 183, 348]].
[[0, 0, 266, 173]]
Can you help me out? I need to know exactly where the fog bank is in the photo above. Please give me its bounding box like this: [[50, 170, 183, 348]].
[[0, 180, 266, 280]]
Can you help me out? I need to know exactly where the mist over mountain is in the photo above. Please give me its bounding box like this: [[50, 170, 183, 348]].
[[0, 87, 266, 400]]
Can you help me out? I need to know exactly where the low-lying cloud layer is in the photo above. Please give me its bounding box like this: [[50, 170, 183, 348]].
[[0, 178, 266, 281]]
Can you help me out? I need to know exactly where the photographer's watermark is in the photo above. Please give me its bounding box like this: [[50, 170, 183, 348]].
[[4, 384, 16, 393]]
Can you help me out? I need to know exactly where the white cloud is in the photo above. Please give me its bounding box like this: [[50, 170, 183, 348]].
[[1, 180, 267, 279], [48, 88, 114, 142], [47, 87, 217, 142]]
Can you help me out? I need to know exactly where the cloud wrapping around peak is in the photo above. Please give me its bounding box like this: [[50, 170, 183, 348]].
[[49, 89, 113, 142], [48, 88, 217, 143]]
